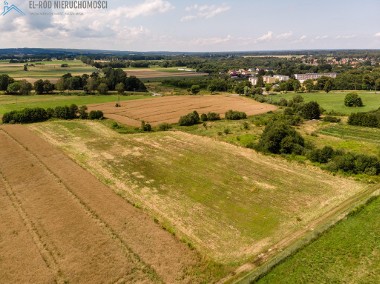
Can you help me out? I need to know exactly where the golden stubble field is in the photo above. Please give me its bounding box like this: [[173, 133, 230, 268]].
[[0, 125, 210, 283], [87, 95, 278, 126]]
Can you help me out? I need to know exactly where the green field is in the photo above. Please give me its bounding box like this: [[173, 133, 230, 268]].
[[271, 91, 380, 114], [0, 60, 97, 81], [30, 120, 367, 269], [0, 94, 149, 115], [256, 196, 380, 284]]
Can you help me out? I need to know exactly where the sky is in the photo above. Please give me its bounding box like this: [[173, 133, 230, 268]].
[[0, 0, 379, 52]]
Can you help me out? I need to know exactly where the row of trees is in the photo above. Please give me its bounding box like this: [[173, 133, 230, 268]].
[[2, 104, 103, 124], [0, 68, 147, 95]]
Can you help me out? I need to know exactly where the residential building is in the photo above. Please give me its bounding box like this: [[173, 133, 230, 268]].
[[294, 73, 337, 83]]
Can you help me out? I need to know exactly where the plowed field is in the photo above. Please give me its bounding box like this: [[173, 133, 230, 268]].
[[87, 95, 277, 126]]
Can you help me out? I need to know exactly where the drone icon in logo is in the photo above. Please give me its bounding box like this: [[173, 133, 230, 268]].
[[1, 1, 25, 16]]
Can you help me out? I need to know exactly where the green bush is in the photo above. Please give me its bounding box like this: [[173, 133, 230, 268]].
[[207, 112, 221, 121], [88, 110, 104, 120], [344, 92, 363, 107], [158, 122, 172, 131], [300, 101, 321, 120], [322, 116, 341, 123], [348, 112, 379, 128], [179, 111, 200, 126], [225, 110, 247, 120], [257, 121, 304, 154], [200, 113, 208, 122]]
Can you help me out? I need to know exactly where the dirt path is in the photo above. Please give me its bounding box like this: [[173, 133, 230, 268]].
[[0, 125, 201, 283]]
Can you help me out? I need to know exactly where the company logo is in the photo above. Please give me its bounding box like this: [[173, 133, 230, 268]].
[[1, 1, 25, 16]]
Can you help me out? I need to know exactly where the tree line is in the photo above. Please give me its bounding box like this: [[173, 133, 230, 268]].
[[0, 68, 147, 95]]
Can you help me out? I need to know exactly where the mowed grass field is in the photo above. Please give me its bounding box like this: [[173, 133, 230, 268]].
[[271, 91, 380, 114], [30, 120, 368, 266], [87, 95, 277, 126], [0, 60, 97, 82], [0, 94, 149, 115], [256, 196, 380, 284]]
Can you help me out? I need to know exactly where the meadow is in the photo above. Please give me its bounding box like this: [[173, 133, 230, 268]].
[[256, 196, 380, 284], [0, 60, 97, 82], [271, 91, 380, 114], [0, 94, 149, 115], [30, 120, 367, 269]]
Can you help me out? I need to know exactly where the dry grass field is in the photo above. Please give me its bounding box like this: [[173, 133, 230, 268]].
[[87, 95, 278, 126], [30, 121, 368, 269], [0, 125, 214, 283]]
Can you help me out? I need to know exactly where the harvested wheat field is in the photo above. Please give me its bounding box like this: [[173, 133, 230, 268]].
[[30, 121, 370, 267], [87, 95, 277, 126], [0, 125, 215, 283], [125, 69, 208, 79]]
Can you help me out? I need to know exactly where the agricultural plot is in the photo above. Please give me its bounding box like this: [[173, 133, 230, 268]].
[[0, 125, 209, 283], [0, 94, 148, 115], [271, 91, 380, 114], [0, 60, 97, 82], [298, 121, 380, 157], [87, 95, 278, 126], [124, 68, 208, 79], [30, 120, 368, 268], [256, 196, 380, 284]]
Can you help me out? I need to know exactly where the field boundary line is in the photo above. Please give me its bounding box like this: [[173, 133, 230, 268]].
[[0, 127, 164, 284], [231, 184, 380, 284], [0, 170, 65, 283]]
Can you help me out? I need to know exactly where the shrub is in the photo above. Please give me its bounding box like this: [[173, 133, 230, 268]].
[[348, 112, 379, 128], [88, 110, 104, 120], [300, 101, 321, 120], [207, 112, 221, 121], [179, 111, 200, 126], [307, 146, 335, 163], [54, 105, 77, 119], [225, 110, 247, 120], [344, 92, 363, 107], [141, 120, 152, 131], [257, 121, 304, 154], [323, 116, 341, 123], [326, 152, 380, 175], [200, 113, 208, 122], [158, 122, 172, 131]]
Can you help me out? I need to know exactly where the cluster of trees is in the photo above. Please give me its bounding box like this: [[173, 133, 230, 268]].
[[178, 109, 247, 126], [254, 117, 380, 176], [56, 68, 147, 94], [256, 120, 305, 154], [0, 68, 147, 96], [2, 104, 103, 124], [308, 146, 380, 175], [225, 110, 247, 120], [348, 110, 380, 128], [200, 112, 221, 122]]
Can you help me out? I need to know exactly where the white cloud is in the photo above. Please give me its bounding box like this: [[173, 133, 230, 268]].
[[276, 32, 293, 39], [192, 35, 232, 46], [314, 35, 329, 40], [181, 3, 230, 22], [299, 35, 307, 40], [375, 32, 380, 37], [336, 34, 356, 39], [257, 31, 273, 42], [120, 0, 174, 19]]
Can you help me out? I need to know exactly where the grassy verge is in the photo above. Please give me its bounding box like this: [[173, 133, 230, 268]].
[[253, 193, 380, 284]]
